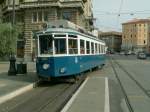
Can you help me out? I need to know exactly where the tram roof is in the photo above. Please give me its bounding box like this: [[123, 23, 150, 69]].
[[36, 28, 105, 43]]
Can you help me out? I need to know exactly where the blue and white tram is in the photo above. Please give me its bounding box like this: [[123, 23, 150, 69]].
[[36, 28, 106, 80]]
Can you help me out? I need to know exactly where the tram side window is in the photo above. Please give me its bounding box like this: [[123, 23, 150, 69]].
[[68, 39, 78, 54], [91, 42, 94, 54], [80, 39, 85, 54], [102, 45, 104, 53], [97, 43, 99, 54], [103, 46, 105, 53], [99, 44, 101, 54], [101, 45, 103, 53], [54, 38, 66, 54], [95, 43, 97, 54], [86, 41, 90, 54], [39, 35, 53, 54]]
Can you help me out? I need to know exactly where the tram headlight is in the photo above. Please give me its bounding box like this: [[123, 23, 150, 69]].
[[43, 64, 49, 70], [60, 67, 66, 74]]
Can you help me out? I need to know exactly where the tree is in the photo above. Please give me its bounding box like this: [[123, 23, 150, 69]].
[[0, 0, 4, 4], [0, 23, 19, 57]]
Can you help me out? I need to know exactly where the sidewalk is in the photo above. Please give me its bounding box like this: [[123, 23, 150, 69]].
[[61, 76, 110, 112], [0, 62, 38, 104]]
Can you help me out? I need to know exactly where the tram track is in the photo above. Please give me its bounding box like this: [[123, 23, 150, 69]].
[[110, 56, 150, 112], [0, 76, 86, 112], [112, 57, 150, 98], [109, 57, 134, 112]]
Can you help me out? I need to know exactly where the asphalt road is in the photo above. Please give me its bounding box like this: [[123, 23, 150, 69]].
[[110, 54, 150, 112], [0, 55, 150, 112]]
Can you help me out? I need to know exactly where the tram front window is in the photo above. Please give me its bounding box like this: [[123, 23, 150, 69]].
[[39, 35, 53, 55], [54, 38, 66, 54]]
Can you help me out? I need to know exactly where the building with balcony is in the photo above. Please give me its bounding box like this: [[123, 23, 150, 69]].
[[99, 31, 122, 52], [1, 0, 93, 61], [122, 19, 150, 53]]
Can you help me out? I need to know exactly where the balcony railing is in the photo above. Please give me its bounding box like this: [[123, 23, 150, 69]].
[[1, 0, 84, 11], [60, 0, 84, 11], [20, 0, 60, 8]]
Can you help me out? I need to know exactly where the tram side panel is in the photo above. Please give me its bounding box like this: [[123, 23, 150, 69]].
[[52, 55, 105, 77], [79, 54, 106, 72], [36, 54, 106, 78]]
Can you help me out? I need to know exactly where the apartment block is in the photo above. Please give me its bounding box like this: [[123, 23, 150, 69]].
[[122, 19, 150, 53], [99, 31, 122, 52], [1, 0, 93, 60]]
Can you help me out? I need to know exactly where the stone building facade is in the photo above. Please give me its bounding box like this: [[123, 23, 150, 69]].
[[1, 0, 93, 61], [122, 19, 150, 53], [99, 31, 122, 52]]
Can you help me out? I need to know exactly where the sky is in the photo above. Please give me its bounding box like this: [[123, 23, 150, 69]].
[[93, 0, 150, 32]]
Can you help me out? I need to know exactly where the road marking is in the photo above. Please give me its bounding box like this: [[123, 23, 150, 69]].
[[128, 95, 146, 99], [105, 77, 110, 112], [61, 77, 89, 112], [0, 84, 33, 104]]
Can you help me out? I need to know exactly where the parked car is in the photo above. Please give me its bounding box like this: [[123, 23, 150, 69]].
[[137, 52, 147, 59], [120, 51, 125, 55]]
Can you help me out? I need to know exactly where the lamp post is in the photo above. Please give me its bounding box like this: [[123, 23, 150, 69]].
[[8, 0, 17, 75]]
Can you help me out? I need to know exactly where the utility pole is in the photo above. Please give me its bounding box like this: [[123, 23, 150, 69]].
[[12, 0, 15, 26]]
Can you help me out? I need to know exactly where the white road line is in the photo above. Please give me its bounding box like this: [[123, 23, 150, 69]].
[[0, 84, 33, 104], [105, 77, 110, 112], [61, 77, 89, 112]]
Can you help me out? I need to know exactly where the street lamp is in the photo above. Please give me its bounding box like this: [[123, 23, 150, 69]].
[[8, 0, 17, 75]]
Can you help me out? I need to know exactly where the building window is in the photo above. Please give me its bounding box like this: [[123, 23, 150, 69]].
[[32, 11, 48, 23], [38, 11, 42, 22], [63, 12, 71, 20], [44, 11, 48, 22], [32, 12, 37, 22]]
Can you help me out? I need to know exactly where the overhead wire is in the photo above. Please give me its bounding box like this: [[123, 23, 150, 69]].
[[116, 0, 123, 29], [94, 10, 150, 16]]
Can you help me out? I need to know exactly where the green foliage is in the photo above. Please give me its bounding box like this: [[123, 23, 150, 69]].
[[0, 23, 19, 57]]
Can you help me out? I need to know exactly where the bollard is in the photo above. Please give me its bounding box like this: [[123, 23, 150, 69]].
[[17, 62, 27, 74], [8, 55, 17, 76]]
